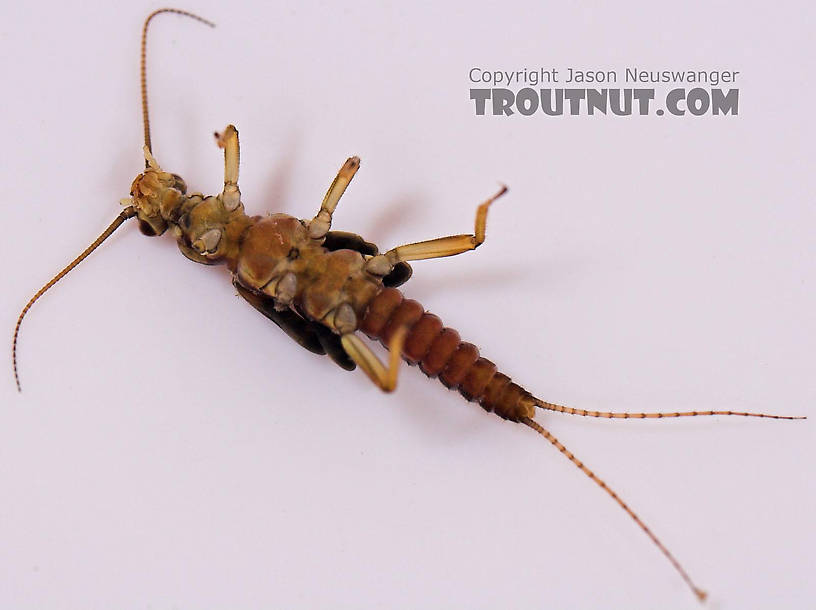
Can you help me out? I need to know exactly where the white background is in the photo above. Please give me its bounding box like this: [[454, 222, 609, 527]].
[[1, 1, 813, 609]]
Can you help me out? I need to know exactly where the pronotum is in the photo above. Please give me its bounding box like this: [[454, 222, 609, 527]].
[[8, 7, 808, 606]]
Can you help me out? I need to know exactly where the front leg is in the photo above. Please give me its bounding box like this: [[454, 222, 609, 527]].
[[308, 156, 361, 239], [215, 124, 241, 211]]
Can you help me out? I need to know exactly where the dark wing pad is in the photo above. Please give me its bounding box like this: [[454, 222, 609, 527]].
[[323, 230, 413, 288], [233, 280, 356, 371]]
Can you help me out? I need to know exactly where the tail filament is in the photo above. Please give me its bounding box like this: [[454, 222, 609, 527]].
[[522, 417, 709, 602], [535, 399, 805, 421]]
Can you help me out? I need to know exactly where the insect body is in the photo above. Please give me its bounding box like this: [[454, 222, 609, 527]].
[[12, 9, 804, 603]]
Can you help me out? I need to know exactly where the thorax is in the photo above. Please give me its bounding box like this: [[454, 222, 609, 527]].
[[234, 213, 383, 326]]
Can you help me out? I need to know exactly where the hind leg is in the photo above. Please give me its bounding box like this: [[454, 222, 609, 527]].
[[341, 328, 408, 392], [365, 185, 507, 277]]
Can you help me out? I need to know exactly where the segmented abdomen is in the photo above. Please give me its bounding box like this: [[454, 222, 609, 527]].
[[359, 287, 536, 422]]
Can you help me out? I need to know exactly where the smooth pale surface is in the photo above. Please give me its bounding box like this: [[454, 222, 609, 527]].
[[1, 2, 813, 609]]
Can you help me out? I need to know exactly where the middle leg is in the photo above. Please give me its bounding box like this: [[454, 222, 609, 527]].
[[308, 156, 361, 239]]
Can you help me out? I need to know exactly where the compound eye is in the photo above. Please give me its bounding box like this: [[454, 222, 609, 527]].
[[138, 218, 157, 236], [137, 214, 168, 237], [171, 174, 188, 194]]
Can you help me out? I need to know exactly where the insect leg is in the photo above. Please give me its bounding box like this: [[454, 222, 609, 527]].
[[308, 157, 361, 239], [215, 125, 242, 211], [340, 327, 408, 392], [365, 185, 507, 276]]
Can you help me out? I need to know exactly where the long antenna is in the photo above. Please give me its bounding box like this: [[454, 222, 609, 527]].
[[12, 10, 220, 391], [13, 207, 137, 392], [141, 8, 215, 164]]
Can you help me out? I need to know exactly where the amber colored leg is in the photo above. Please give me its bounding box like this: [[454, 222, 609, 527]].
[[341, 327, 407, 392], [308, 157, 361, 239], [365, 185, 507, 277], [215, 124, 241, 211]]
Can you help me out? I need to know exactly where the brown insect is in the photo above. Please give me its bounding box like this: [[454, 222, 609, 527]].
[[11, 9, 804, 603]]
